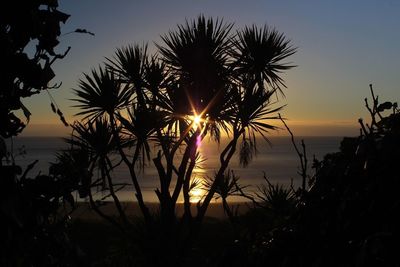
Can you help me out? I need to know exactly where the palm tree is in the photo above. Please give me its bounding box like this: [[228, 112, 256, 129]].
[[71, 66, 153, 222], [69, 119, 129, 224], [203, 170, 248, 221], [71, 15, 296, 232], [256, 174, 296, 217]]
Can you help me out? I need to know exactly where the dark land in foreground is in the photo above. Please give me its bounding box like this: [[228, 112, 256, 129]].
[[2, 88, 400, 266], [2, 3, 400, 265], [68, 202, 251, 266]]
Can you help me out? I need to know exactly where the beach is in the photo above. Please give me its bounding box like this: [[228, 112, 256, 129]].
[[70, 201, 252, 221]]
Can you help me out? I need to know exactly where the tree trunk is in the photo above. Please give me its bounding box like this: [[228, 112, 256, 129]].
[[104, 158, 129, 225], [109, 112, 152, 224], [222, 197, 235, 223], [196, 132, 239, 222]]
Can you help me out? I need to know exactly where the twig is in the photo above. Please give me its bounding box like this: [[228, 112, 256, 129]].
[[20, 160, 38, 181], [233, 177, 258, 207], [279, 114, 308, 192]]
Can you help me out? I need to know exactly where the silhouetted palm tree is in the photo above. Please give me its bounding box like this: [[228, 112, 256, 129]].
[[154, 15, 295, 222], [72, 64, 154, 221], [69, 119, 129, 224], [71, 15, 296, 231], [203, 170, 248, 221], [255, 174, 296, 217]]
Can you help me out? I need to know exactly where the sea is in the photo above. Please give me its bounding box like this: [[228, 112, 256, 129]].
[[3, 136, 345, 202]]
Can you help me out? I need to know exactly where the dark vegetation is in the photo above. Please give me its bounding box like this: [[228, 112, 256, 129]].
[[1, 3, 399, 266], [66, 87, 400, 266], [0, 1, 91, 266], [60, 15, 296, 266], [0, 0, 71, 138], [226, 85, 400, 267]]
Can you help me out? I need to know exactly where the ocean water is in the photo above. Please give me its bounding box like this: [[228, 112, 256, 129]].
[[4, 136, 344, 202]]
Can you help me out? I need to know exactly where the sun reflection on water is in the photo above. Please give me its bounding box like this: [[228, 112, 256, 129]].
[[189, 152, 207, 203], [189, 186, 206, 203]]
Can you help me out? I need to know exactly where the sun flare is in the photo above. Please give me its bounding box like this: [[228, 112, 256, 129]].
[[190, 187, 205, 203], [193, 115, 201, 126], [188, 114, 203, 132]]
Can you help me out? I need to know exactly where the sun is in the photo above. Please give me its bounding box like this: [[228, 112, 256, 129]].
[[193, 115, 201, 126], [189, 114, 203, 130], [189, 187, 206, 203], [187, 112, 208, 146]]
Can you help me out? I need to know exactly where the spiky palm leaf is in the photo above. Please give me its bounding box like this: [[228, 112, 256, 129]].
[[256, 174, 296, 214], [117, 104, 166, 165], [68, 119, 117, 161], [67, 119, 120, 190], [50, 147, 91, 197], [155, 80, 191, 136], [50, 147, 90, 180], [72, 67, 131, 120], [203, 170, 248, 200], [236, 86, 283, 137], [145, 54, 166, 96], [233, 83, 284, 166], [158, 15, 235, 129], [233, 25, 296, 94], [189, 177, 203, 193], [106, 44, 147, 87], [239, 135, 256, 167]]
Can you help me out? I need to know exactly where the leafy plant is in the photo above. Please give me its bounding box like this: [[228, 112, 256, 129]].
[[251, 85, 400, 266], [0, 1, 92, 265], [70, 15, 296, 265]]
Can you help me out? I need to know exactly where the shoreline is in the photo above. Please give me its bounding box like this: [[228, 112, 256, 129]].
[[70, 201, 254, 222]]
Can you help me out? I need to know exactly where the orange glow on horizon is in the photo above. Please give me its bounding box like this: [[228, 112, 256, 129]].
[[22, 118, 358, 137]]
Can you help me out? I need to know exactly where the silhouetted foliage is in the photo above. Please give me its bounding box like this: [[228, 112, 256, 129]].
[[0, 2, 92, 265], [203, 170, 249, 222], [0, 156, 85, 266], [0, 1, 72, 137], [69, 15, 295, 266], [228, 85, 400, 267]]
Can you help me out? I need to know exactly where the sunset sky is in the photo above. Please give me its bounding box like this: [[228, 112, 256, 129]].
[[22, 0, 400, 136]]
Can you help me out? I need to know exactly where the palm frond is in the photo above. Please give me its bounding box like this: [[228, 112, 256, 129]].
[[255, 174, 296, 213], [189, 177, 203, 193], [233, 25, 296, 94], [145, 54, 166, 96], [239, 134, 256, 167], [106, 44, 148, 90], [157, 15, 235, 118], [70, 119, 117, 159], [117, 105, 166, 165], [71, 67, 131, 120], [236, 86, 283, 135], [203, 170, 248, 200]]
